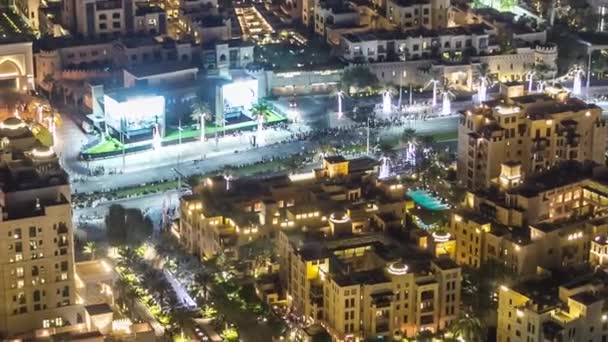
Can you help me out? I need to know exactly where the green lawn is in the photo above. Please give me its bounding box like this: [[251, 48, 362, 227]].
[[112, 180, 179, 198], [164, 111, 286, 141], [432, 131, 458, 142], [84, 138, 123, 154]]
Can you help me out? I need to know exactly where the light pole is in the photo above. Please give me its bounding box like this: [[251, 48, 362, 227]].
[[366, 116, 370, 155], [586, 46, 592, 96], [177, 119, 183, 167]]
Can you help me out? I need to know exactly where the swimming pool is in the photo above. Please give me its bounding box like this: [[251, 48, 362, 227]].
[[407, 189, 449, 211]]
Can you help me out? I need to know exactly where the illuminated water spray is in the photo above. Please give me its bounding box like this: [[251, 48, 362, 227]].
[[153, 124, 162, 150], [441, 92, 451, 116], [382, 90, 392, 115], [478, 77, 487, 103], [527, 71, 535, 93], [379, 156, 391, 179], [572, 65, 584, 96], [336, 90, 345, 119]]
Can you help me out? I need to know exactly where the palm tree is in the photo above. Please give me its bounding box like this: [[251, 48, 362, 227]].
[[83, 241, 97, 260], [42, 110, 62, 141], [420, 66, 441, 106], [222, 165, 235, 190], [194, 272, 212, 301], [449, 311, 485, 342], [43, 73, 55, 101], [251, 101, 271, 146], [439, 77, 455, 116], [190, 99, 211, 141], [476, 63, 493, 102], [400, 128, 417, 146]]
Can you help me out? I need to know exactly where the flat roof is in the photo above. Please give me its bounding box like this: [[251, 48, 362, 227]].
[[125, 62, 199, 78], [85, 303, 113, 316]]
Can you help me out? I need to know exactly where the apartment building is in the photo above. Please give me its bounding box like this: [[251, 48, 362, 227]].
[[63, 0, 166, 37], [178, 8, 232, 44], [314, 3, 360, 37], [340, 24, 493, 62], [201, 39, 255, 70], [451, 160, 608, 274], [386, 0, 432, 31], [457, 91, 607, 191], [497, 271, 608, 342], [0, 117, 82, 337], [34, 36, 201, 89], [278, 228, 461, 340], [178, 155, 414, 260]]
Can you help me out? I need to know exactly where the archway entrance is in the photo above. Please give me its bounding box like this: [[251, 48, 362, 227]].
[[0, 59, 22, 91]]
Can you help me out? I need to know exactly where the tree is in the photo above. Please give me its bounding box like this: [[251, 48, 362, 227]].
[[252, 101, 272, 146], [43, 73, 55, 101], [341, 66, 379, 94], [377, 142, 395, 158], [400, 128, 417, 146], [83, 241, 97, 260], [125, 209, 153, 243], [284, 154, 305, 174], [190, 99, 211, 140], [195, 272, 212, 301], [449, 310, 485, 342], [106, 204, 127, 246]]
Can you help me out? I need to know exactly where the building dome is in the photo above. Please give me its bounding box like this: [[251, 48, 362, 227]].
[[0, 117, 27, 137], [31, 146, 55, 159], [387, 262, 409, 275], [329, 211, 349, 224]]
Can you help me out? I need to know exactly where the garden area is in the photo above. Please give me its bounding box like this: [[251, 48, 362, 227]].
[[82, 104, 286, 158]]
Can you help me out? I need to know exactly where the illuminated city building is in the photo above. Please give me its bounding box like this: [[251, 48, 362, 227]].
[[0, 117, 82, 337], [451, 160, 608, 274], [497, 272, 608, 342], [0, 38, 35, 94], [457, 91, 607, 191], [176, 155, 462, 339], [278, 228, 460, 340]]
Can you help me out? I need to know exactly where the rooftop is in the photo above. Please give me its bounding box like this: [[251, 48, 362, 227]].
[[333, 268, 390, 287], [124, 62, 198, 78], [510, 161, 601, 198], [85, 303, 113, 316], [342, 24, 491, 43]]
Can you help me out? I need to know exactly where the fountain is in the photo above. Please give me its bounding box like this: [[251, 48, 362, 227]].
[[426, 80, 439, 107], [379, 156, 391, 179], [256, 115, 264, 146], [153, 124, 162, 150], [527, 71, 535, 93], [224, 174, 233, 191], [382, 90, 392, 115], [478, 78, 487, 103], [572, 66, 584, 96], [336, 90, 345, 119], [441, 92, 451, 116]]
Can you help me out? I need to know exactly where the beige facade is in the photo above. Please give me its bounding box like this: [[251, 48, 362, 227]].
[[457, 92, 607, 191], [497, 274, 608, 342], [0, 117, 82, 338], [0, 40, 35, 93], [451, 160, 608, 274], [278, 228, 461, 340]]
